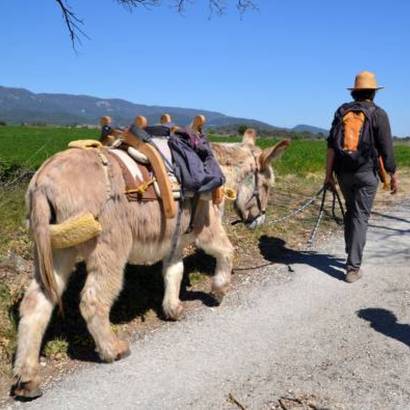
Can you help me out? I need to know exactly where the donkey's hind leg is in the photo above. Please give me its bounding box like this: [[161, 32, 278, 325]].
[[12, 248, 76, 399], [195, 206, 234, 305], [80, 245, 130, 363]]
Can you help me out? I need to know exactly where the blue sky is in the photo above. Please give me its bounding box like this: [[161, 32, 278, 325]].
[[1, 0, 410, 135]]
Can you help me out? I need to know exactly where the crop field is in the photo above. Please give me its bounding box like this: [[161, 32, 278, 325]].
[[1, 126, 410, 177], [0, 126, 98, 176], [0, 126, 409, 396]]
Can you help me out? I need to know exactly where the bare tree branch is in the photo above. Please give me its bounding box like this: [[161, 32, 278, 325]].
[[54, 0, 258, 46], [55, 0, 89, 49], [209, 0, 226, 16], [236, 0, 257, 14], [116, 0, 161, 11]]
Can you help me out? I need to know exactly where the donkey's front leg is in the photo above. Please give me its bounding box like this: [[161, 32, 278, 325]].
[[196, 208, 234, 305], [162, 258, 184, 321]]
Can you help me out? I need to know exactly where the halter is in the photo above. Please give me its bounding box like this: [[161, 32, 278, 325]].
[[243, 152, 265, 224]]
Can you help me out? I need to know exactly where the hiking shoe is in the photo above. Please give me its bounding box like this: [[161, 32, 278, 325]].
[[345, 269, 363, 283]]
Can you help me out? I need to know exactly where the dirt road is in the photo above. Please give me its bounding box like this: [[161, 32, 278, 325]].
[[10, 204, 410, 409]]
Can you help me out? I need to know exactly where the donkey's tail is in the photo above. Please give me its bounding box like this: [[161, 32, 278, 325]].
[[30, 188, 61, 311]]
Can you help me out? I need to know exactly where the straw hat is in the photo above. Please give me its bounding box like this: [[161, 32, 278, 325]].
[[348, 71, 383, 90], [100, 115, 112, 126]]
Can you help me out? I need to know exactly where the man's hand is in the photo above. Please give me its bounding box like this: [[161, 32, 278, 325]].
[[325, 174, 337, 192], [390, 173, 399, 195]]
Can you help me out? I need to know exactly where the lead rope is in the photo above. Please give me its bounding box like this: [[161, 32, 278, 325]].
[[307, 187, 327, 247], [333, 186, 346, 223], [268, 186, 325, 225], [233, 185, 345, 272], [307, 186, 345, 248]]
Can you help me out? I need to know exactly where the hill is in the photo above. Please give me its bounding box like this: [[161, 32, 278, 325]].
[[0, 86, 277, 130], [0, 86, 324, 134], [291, 124, 329, 135]]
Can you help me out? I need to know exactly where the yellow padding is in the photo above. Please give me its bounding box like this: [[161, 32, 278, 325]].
[[68, 140, 102, 149], [50, 213, 102, 249]]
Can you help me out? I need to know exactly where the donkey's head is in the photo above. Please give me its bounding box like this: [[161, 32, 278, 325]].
[[212, 129, 290, 229]]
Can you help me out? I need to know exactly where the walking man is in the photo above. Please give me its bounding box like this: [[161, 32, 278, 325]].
[[325, 71, 399, 283]]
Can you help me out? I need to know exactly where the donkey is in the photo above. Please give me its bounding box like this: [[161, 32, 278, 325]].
[[11, 130, 289, 399]]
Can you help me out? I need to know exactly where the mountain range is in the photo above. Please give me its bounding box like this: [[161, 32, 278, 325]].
[[0, 86, 328, 134]]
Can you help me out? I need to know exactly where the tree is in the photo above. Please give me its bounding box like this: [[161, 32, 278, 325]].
[[55, 0, 257, 47], [237, 124, 249, 135]]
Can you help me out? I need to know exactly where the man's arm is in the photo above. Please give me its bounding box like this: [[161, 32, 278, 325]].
[[374, 109, 396, 172], [324, 111, 339, 190], [374, 109, 399, 194], [325, 147, 336, 190]]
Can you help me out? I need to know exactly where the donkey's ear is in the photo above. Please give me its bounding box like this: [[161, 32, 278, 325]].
[[242, 128, 257, 146], [259, 139, 290, 170]]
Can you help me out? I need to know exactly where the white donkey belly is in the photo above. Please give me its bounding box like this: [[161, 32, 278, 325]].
[[127, 240, 172, 265]]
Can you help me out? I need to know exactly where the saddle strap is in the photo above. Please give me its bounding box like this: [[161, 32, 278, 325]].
[[106, 151, 157, 201]]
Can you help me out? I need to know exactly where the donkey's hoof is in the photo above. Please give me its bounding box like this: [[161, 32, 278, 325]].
[[210, 292, 224, 306], [115, 339, 131, 361], [116, 348, 131, 361], [11, 378, 42, 401], [210, 287, 226, 306], [99, 339, 130, 363], [163, 301, 184, 321]]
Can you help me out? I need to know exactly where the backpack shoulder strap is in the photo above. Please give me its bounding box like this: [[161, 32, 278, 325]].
[[359, 104, 378, 154], [357, 104, 377, 124], [367, 104, 377, 117], [334, 103, 351, 121]]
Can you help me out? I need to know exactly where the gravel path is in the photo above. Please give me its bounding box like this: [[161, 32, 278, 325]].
[[10, 204, 410, 410]]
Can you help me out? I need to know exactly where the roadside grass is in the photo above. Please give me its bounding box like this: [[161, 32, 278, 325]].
[[0, 281, 17, 368], [0, 185, 30, 258], [0, 126, 409, 388]]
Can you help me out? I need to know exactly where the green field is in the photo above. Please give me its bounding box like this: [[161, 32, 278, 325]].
[[1, 126, 410, 178], [0, 126, 98, 175]]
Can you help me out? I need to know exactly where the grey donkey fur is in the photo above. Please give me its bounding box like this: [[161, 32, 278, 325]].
[[11, 134, 289, 399]]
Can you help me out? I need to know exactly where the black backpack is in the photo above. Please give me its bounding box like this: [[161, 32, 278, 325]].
[[168, 128, 225, 195], [330, 102, 378, 171], [129, 124, 225, 195]]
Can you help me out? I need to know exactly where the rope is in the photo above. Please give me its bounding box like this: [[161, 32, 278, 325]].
[[307, 186, 345, 247], [233, 185, 346, 271], [268, 186, 325, 225], [333, 188, 346, 224], [307, 188, 327, 247], [125, 177, 155, 195]]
